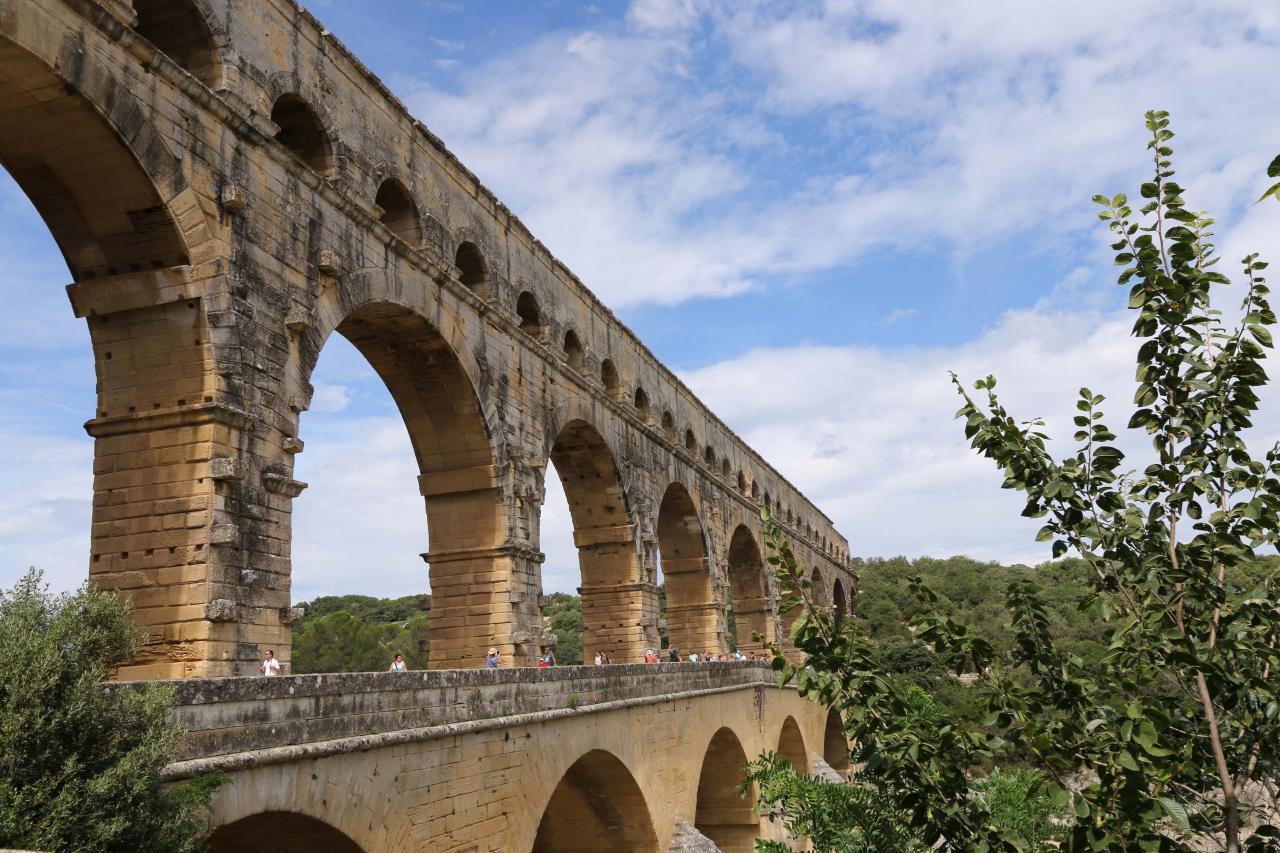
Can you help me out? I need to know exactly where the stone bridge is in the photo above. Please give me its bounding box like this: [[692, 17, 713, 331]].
[[145, 662, 850, 853], [1, 0, 855, 678]]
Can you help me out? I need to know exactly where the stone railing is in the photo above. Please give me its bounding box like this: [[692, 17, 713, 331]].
[[114, 661, 778, 765]]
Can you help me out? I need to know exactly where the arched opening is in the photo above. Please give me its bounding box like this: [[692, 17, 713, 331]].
[[656, 483, 716, 657], [833, 578, 848, 629], [600, 358, 622, 399], [661, 410, 675, 438], [750, 480, 759, 502], [720, 458, 731, 478], [633, 387, 650, 421], [684, 428, 697, 452], [133, 0, 219, 88], [823, 708, 851, 775], [296, 301, 503, 670], [455, 241, 490, 298], [563, 330, 585, 372], [373, 178, 420, 245], [533, 750, 658, 852], [517, 290, 546, 338], [777, 716, 809, 774], [726, 525, 771, 654], [695, 727, 760, 851], [0, 38, 188, 281], [271, 94, 333, 174], [547, 419, 645, 662], [208, 811, 364, 853], [703, 445, 715, 467]]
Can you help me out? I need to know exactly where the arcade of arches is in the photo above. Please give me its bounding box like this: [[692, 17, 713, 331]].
[[1, 0, 853, 679]]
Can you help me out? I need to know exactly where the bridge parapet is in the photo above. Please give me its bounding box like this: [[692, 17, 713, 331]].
[[119, 661, 778, 764]]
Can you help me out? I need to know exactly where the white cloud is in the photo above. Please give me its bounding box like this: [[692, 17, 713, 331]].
[[878, 307, 917, 326], [403, 1, 1280, 312], [627, 0, 699, 32], [309, 382, 352, 413], [682, 292, 1280, 567], [0, 428, 92, 593]]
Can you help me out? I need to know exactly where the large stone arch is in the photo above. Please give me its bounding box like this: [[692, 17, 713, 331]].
[[208, 811, 365, 853], [656, 481, 717, 656], [1, 10, 227, 678], [695, 727, 761, 851], [544, 415, 649, 663], [823, 708, 851, 775], [833, 577, 849, 628], [298, 284, 506, 669], [0, 25, 197, 281], [532, 749, 659, 853], [726, 524, 772, 655], [777, 715, 809, 774]]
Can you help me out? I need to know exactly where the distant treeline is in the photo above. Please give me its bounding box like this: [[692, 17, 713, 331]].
[[291, 554, 1279, 678]]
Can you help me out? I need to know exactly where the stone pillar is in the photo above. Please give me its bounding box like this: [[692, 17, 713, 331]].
[[72, 267, 252, 679], [421, 463, 525, 669], [731, 601, 775, 657], [573, 523, 652, 663], [661, 555, 722, 655]]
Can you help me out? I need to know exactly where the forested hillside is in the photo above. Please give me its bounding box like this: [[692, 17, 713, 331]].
[[290, 555, 1279, 675]]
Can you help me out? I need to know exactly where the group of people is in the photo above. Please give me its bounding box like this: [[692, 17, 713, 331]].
[[645, 647, 758, 663], [257, 644, 760, 675]]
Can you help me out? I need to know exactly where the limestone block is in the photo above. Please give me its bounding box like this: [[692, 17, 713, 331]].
[[208, 457, 240, 480], [262, 472, 308, 497], [220, 185, 247, 213], [203, 599, 239, 622]]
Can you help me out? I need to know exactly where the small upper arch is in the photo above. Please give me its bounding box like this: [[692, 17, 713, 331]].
[[516, 290, 547, 338], [563, 329, 586, 372], [633, 386, 650, 420], [455, 241, 491, 299], [270, 93, 335, 174], [684, 428, 698, 452], [601, 358, 623, 399], [373, 177, 421, 245], [133, 0, 221, 88]]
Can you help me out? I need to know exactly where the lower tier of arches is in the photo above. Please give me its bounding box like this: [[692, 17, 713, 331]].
[[195, 685, 848, 852]]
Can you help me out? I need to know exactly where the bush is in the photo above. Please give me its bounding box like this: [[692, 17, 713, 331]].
[[0, 569, 221, 852]]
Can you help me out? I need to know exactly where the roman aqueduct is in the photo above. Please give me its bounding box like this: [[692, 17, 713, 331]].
[[2, 0, 859, 848]]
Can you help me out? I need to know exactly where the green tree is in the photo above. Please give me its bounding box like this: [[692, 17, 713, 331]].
[[544, 593, 583, 665], [292, 610, 427, 673], [760, 116, 1280, 851], [0, 569, 221, 852]]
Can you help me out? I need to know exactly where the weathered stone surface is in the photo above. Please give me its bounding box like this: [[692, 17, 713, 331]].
[[138, 662, 844, 852], [8, 0, 854, 684], [669, 817, 723, 852]]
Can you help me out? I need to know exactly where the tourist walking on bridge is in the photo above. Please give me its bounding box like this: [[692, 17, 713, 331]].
[[486, 648, 499, 668], [259, 649, 280, 676], [389, 653, 406, 672]]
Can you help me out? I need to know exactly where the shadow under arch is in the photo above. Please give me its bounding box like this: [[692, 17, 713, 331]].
[[695, 727, 761, 851], [656, 481, 717, 655], [824, 707, 851, 775], [727, 525, 772, 654], [0, 31, 190, 281], [298, 297, 504, 669], [777, 715, 809, 774], [532, 749, 659, 853], [208, 811, 364, 853], [545, 416, 647, 662], [833, 577, 848, 628]]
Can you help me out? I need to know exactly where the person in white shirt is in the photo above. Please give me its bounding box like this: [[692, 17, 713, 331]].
[[389, 653, 407, 672], [260, 649, 281, 676]]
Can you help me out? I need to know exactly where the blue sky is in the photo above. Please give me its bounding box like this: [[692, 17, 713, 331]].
[[3, 0, 1280, 601]]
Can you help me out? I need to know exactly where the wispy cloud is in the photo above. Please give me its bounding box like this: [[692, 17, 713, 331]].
[[878, 307, 917, 326]]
